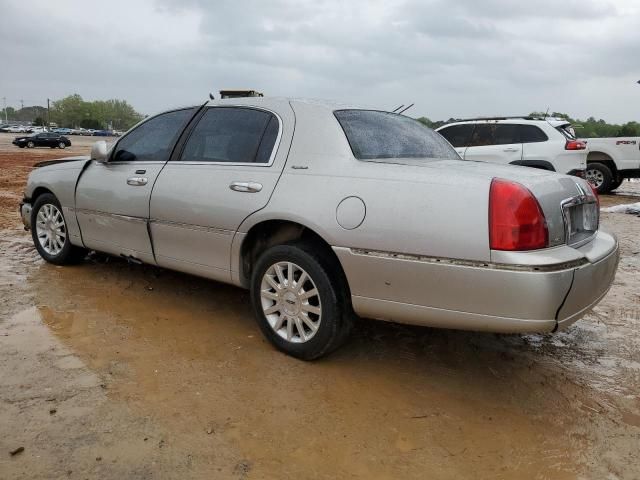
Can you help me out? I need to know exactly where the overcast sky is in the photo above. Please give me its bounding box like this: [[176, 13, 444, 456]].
[[1, 0, 638, 122]]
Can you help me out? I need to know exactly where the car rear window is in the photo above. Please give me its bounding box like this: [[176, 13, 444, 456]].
[[334, 110, 459, 161], [438, 124, 474, 148], [555, 124, 576, 140], [519, 125, 548, 143]]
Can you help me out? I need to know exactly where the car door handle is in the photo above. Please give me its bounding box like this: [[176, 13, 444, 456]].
[[127, 176, 148, 186], [503, 148, 519, 152], [230, 181, 262, 193]]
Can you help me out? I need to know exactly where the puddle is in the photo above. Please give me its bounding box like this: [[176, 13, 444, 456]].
[[0, 206, 639, 478]]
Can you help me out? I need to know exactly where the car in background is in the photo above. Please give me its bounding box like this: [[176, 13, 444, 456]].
[[80, 129, 96, 136], [19, 98, 618, 359], [6, 125, 29, 133], [53, 128, 73, 135], [13, 132, 71, 149], [436, 116, 587, 177], [28, 126, 47, 134], [92, 129, 114, 137], [572, 136, 640, 194]]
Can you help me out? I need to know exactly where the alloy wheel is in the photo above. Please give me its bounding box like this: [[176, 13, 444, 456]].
[[586, 169, 604, 189], [35, 204, 67, 256], [260, 261, 322, 343]]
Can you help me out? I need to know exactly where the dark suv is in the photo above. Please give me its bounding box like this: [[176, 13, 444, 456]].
[[13, 132, 72, 149]]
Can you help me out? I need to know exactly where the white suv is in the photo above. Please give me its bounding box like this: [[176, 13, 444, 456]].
[[436, 117, 587, 177]]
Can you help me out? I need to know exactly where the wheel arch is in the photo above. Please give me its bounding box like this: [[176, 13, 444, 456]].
[[29, 186, 55, 202], [587, 152, 617, 174], [237, 219, 351, 301]]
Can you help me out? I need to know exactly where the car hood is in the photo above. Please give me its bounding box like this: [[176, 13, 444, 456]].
[[33, 156, 90, 169]]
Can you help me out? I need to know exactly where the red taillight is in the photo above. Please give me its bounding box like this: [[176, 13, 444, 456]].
[[565, 140, 587, 150], [489, 179, 549, 251]]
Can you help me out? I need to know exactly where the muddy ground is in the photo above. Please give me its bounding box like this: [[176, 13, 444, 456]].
[[0, 131, 639, 479]]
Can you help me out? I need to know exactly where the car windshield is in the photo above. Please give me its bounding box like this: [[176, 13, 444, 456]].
[[334, 109, 460, 161]]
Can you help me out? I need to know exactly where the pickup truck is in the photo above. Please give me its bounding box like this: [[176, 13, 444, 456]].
[[584, 137, 640, 193]]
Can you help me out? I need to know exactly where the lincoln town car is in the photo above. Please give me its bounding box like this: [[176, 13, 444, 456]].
[[20, 98, 619, 359]]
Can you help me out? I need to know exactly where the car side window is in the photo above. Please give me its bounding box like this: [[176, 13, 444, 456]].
[[438, 124, 474, 148], [519, 125, 548, 143], [468, 124, 519, 147], [112, 108, 196, 162], [180, 107, 278, 164]]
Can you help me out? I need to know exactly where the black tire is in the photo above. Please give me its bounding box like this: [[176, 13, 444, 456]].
[[250, 243, 352, 360], [586, 162, 614, 194], [610, 175, 624, 191], [31, 193, 86, 265], [58, 142, 66, 149], [26, 141, 35, 148]]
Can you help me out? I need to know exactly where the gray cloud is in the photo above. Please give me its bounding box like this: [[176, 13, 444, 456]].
[[1, 0, 638, 122]]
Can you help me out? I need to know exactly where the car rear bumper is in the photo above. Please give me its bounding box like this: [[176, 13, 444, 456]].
[[333, 231, 618, 333]]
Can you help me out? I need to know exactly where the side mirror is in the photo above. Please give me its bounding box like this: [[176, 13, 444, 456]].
[[90, 141, 108, 162]]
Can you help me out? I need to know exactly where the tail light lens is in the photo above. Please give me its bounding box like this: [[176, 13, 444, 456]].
[[565, 140, 587, 150], [489, 179, 549, 251]]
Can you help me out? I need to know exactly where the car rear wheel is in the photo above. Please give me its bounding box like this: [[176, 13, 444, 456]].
[[31, 193, 85, 265], [610, 175, 624, 191], [58, 142, 66, 149], [250, 243, 352, 360], [26, 141, 35, 148], [586, 162, 614, 194]]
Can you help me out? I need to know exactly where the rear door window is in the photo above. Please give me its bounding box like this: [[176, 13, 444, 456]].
[[469, 124, 520, 147], [519, 125, 548, 143], [334, 110, 459, 160], [180, 107, 279, 164], [438, 124, 474, 148]]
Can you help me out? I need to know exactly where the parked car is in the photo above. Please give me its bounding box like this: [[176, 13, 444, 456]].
[[6, 125, 28, 133], [20, 99, 618, 359], [573, 136, 640, 194], [13, 132, 71, 149], [52, 128, 73, 135], [92, 129, 114, 137], [28, 126, 47, 134], [79, 129, 95, 136], [436, 117, 587, 177]]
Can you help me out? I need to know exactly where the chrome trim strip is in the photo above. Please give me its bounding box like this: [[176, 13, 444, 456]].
[[349, 248, 588, 272], [73, 208, 147, 224], [149, 219, 234, 236]]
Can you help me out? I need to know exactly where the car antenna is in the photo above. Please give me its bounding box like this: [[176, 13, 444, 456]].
[[391, 105, 404, 113], [398, 103, 414, 115], [209, 93, 215, 100], [543, 107, 549, 119]]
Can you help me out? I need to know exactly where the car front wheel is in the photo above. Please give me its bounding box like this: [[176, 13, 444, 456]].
[[26, 141, 35, 148], [31, 193, 85, 265], [250, 243, 352, 360]]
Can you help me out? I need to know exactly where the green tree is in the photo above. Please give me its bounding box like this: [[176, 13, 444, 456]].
[[33, 117, 45, 126]]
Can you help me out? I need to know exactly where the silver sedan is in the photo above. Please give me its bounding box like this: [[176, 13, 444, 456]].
[[20, 98, 619, 359]]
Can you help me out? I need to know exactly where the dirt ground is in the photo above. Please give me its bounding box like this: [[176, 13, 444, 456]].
[[0, 131, 639, 479]]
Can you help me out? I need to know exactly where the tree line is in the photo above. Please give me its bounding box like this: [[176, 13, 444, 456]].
[[416, 112, 640, 138], [1, 94, 144, 130]]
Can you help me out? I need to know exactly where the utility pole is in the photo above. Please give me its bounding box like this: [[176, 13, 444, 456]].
[[2, 97, 6, 123], [20, 99, 24, 110], [47, 98, 50, 129]]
